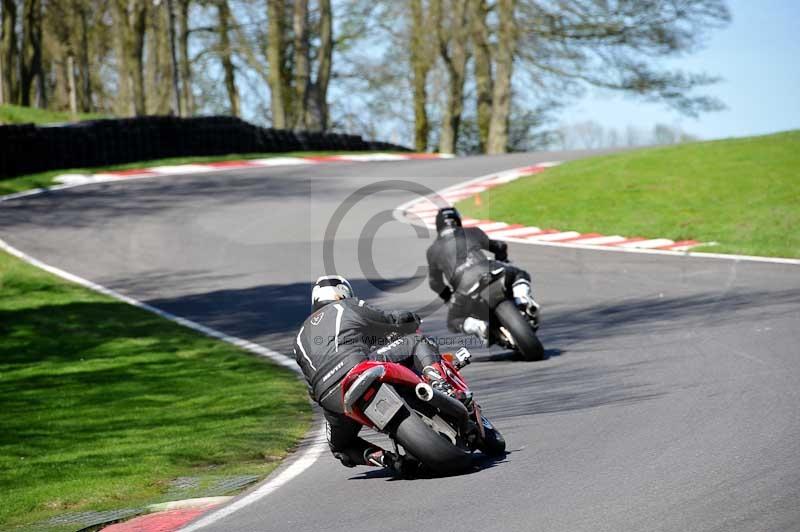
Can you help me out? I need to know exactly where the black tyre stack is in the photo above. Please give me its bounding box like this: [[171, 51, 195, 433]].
[[0, 115, 412, 180]]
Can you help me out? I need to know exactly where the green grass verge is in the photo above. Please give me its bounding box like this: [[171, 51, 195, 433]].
[[457, 130, 800, 258], [0, 250, 311, 531], [0, 151, 395, 196], [0, 104, 106, 125]]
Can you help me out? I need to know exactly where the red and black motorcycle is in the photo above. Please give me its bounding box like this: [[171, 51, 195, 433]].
[[340, 346, 505, 475]]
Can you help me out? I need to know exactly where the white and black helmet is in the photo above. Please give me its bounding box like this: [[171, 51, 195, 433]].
[[311, 275, 354, 307]]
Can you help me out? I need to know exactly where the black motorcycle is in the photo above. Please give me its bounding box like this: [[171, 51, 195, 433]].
[[464, 265, 545, 361]]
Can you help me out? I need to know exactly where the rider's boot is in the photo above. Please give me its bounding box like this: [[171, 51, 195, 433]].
[[364, 448, 417, 478], [512, 280, 540, 328], [422, 364, 474, 408], [462, 316, 490, 347]]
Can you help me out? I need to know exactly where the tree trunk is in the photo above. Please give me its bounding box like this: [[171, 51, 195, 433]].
[[1, 0, 17, 105], [291, 0, 309, 129], [409, 0, 432, 152], [20, 0, 43, 107], [67, 55, 78, 115], [165, 0, 181, 115], [151, 3, 174, 114], [145, 4, 163, 113], [128, 0, 148, 116], [305, 0, 331, 131], [487, 0, 516, 154], [113, 0, 131, 115], [437, 0, 470, 155], [77, 4, 92, 112], [177, 0, 192, 116], [217, 0, 238, 117], [471, 0, 492, 152], [267, 0, 287, 128], [113, 0, 148, 116]]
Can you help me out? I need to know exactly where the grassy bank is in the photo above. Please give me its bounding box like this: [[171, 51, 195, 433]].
[[0, 250, 311, 531], [458, 130, 800, 258], [0, 103, 105, 125]]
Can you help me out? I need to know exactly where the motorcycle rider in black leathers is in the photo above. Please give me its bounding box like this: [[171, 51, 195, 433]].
[[426, 207, 539, 345], [293, 275, 452, 473]]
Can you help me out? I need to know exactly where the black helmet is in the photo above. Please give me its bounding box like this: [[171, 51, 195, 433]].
[[435, 207, 462, 233]]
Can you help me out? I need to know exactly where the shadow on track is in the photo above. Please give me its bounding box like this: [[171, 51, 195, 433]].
[[474, 347, 565, 363], [0, 172, 343, 230], [346, 452, 510, 482], [540, 288, 800, 348], [145, 277, 425, 353], [142, 274, 800, 361]]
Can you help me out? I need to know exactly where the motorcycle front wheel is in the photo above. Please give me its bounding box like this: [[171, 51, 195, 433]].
[[394, 410, 472, 475], [494, 299, 545, 361]]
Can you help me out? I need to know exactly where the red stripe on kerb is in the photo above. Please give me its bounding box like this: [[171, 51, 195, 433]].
[[461, 219, 492, 227], [102, 505, 219, 531], [515, 228, 559, 238], [553, 232, 604, 243], [203, 160, 261, 168], [103, 168, 159, 177], [303, 155, 343, 162], [485, 223, 523, 233], [656, 239, 700, 250], [609, 237, 647, 246], [402, 153, 445, 160], [515, 165, 545, 174]]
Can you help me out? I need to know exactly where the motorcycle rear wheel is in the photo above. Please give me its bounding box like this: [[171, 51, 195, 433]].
[[394, 410, 472, 475], [495, 300, 545, 361]]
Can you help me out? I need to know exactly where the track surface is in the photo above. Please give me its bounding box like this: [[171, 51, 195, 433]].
[[2, 152, 799, 532]]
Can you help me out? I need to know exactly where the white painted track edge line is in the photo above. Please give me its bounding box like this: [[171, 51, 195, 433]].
[[394, 163, 800, 266], [498, 235, 800, 265], [0, 236, 331, 529], [179, 424, 328, 532], [0, 237, 301, 371], [0, 153, 451, 204]]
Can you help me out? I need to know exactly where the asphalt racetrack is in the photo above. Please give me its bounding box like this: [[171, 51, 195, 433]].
[[2, 152, 799, 532]]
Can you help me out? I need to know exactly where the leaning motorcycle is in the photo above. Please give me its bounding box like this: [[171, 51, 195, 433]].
[[340, 347, 505, 475], [465, 265, 545, 361]]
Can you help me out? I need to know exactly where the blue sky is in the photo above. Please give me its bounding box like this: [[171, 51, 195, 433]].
[[559, 0, 800, 140]]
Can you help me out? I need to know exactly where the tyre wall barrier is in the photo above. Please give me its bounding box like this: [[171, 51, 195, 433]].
[[0, 115, 411, 179]]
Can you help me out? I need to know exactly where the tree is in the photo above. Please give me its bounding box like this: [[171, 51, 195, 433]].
[[216, 0, 238, 117], [435, 0, 471, 154], [292, 0, 309, 128], [470, 0, 492, 152], [266, 0, 288, 128], [113, 0, 148, 116], [486, 0, 516, 154], [20, 0, 44, 106], [409, 0, 435, 151], [177, 0, 193, 115], [145, 1, 172, 114], [304, 0, 332, 131], [1, 0, 18, 104], [508, 0, 730, 148]]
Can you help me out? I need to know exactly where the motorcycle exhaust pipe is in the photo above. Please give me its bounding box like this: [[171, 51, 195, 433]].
[[415, 382, 434, 402]]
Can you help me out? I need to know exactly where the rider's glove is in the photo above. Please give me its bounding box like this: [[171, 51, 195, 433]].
[[494, 241, 509, 262], [396, 311, 421, 324], [438, 287, 453, 303]]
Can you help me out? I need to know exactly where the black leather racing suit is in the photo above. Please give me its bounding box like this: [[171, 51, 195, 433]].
[[293, 297, 441, 467], [426, 226, 531, 332]]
